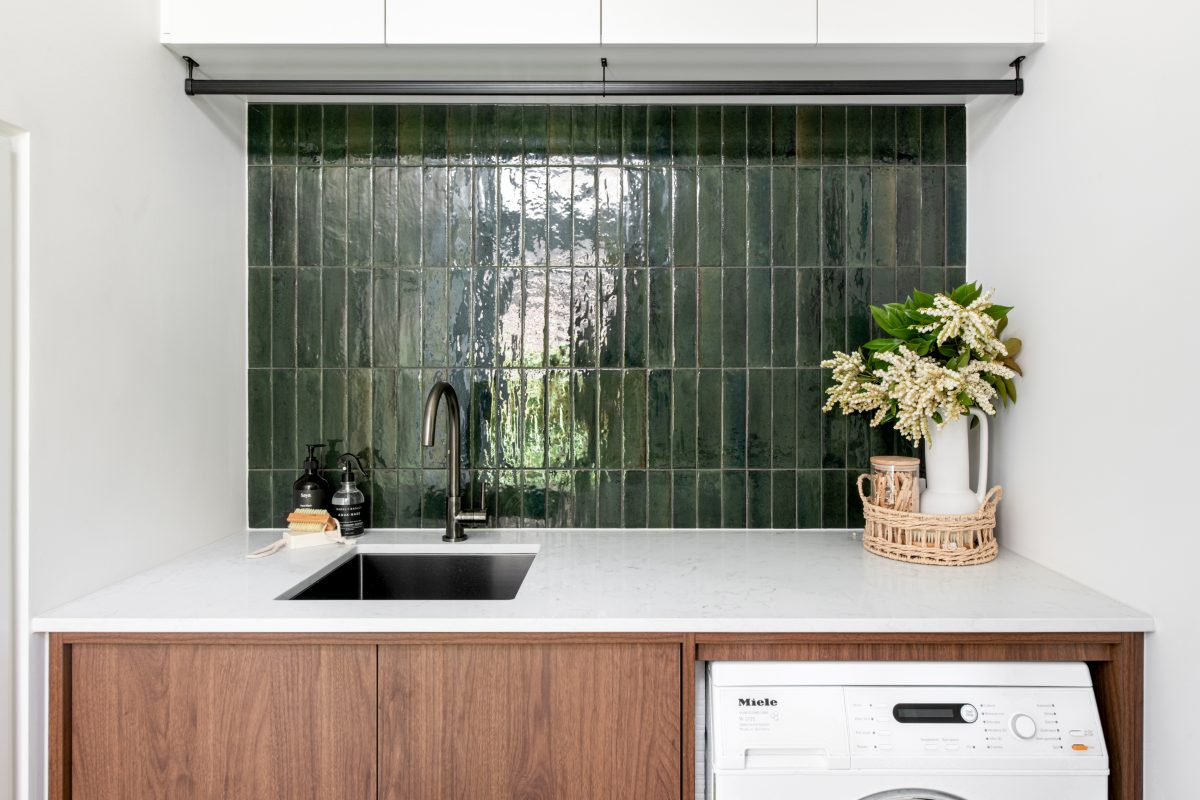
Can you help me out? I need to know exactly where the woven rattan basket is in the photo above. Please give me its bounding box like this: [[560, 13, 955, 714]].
[[856, 474, 1002, 566]]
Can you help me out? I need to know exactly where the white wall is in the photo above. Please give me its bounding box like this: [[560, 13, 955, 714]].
[[0, 3, 245, 793], [969, 2, 1200, 797], [1, 130, 16, 800]]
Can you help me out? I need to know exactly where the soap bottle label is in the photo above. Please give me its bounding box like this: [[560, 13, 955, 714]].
[[297, 488, 323, 508], [335, 505, 365, 537]]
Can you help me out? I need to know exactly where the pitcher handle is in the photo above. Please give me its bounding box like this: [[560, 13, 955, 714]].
[[970, 407, 989, 506]]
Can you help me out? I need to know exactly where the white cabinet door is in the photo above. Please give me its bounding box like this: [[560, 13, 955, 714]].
[[603, 0, 817, 44], [386, 0, 598, 44], [817, 0, 1043, 45], [161, 0, 386, 44]]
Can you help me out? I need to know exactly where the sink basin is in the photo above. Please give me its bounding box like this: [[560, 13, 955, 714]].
[[281, 550, 536, 600]]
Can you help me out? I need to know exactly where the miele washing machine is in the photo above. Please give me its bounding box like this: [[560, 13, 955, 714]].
[[707, 661, 1107, 800]]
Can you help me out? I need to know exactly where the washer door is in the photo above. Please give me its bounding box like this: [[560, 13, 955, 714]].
[[860, 792, 968, 800]]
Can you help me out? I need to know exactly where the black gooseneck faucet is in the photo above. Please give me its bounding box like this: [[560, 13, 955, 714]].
[[421, 381, 487, 542]]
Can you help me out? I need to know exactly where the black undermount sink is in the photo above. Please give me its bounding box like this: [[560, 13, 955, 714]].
[[281, 552, 536, 601]]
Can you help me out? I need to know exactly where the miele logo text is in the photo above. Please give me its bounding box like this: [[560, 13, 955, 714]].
[[738, 698, 778, 707]]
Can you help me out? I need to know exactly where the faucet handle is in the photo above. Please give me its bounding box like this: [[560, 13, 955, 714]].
[[456, 509, 488, 525]]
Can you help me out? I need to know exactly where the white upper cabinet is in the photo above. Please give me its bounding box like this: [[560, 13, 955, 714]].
[[817, 0, 1045, 45], [161, 0, 385, 44], [386, 0, 599, 44], [603, 0, 817, 44]]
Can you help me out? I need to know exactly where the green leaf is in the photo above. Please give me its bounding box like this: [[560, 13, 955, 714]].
[[871, 306, 911, 339], [957, 391, 972, 408], [984, 304, 1013, 321], [1004, 378, 1018, 404], [996, 316, 1009, 335], [932, 410, 944, 425], [910, 289, 935, 308], [950, 281, 982, 306], [1003, 337, 1022, 357], [996, 376, 1010, 406], [864, 338, 902, 352]]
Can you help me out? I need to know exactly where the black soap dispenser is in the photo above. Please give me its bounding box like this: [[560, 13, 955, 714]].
[[293, 443, 331, 511], [332, 453, 367, 538]]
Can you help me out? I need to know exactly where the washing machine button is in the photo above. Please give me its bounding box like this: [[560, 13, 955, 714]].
[[1011, 713, 1038, 740], [960, 704, 978, 723]]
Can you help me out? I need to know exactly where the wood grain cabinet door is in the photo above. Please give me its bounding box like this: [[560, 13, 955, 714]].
[[70, 643, 377, 800], [379, 642, 682, 800]]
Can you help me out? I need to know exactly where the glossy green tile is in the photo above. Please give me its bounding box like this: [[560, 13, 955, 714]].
[[747, 167, 770, 265], [623, 169, 646, 266], [947, 166, 966, 266], [946, 106, 966, 165], [622, 370, 647, 469], [796, 470, 821, 527], [747, 106, 771, 164], [347, 167, 372, 265], [598, 370, 623, 469], [848, 267, 871, 353], [571, 106, 597, 164], [771, 370, 797, 468], [921, 266, 947, 295], [572, 370, 598, 469], [797, 167, 821, 266], [494, 106, 522, 165], [319, 167, 347, 266], [271, 105, 298, 165], [270, 269, 296, 367], [747, 471, 771, 527], [672, 472, 696, 528], [822, 470, 847, 527], [597, 267, 623, 367], [522, 469, 548, 528], [522, 370, 547, 469], [321, 105, 346, 166], [321, 369, 347, 461], [572, 167, 597, 266], [671, 106, 697, 164], [371, 106, 397, 165], [722, 370, 747, 468], [771, 269, 796, 367], [847, 107, 871, 165], [847, 167, 870, 267], [871, 106, 896, 164], [248, 470, 273, 528], [467, 369, 496, 469], [647, 471, 672, 527], [497, 167, 522, 266], [697, 268, 721, 368], [296, 168, 321, 266], [271, 369, 296, 468], [822, 167, 846, 267], [822, 107, 846, 164], [772, 471, 796, 528], [671, 370, 697, 468], [396, 106, 422, 165], [547, 371, 568, 470], [271, 471, 294, 526], [474, 167, 498, 266], [249, 105, 272, 165], [947, 266, 966, 290], [897, 106, 921, 164], [548, 168, 572, 267], [771, 167, 797, 266], [871, 167, 896, 266], [547, 268, 572, 367], [747, 269, 771, 368], [347, 105, 372, 165], [346, 369, 372, 467], [647, 370, 671, 469], [522, 268, 547, 367], [648, 106, 671, 165], [596, 168, 622, 267], [372, 167, 397, 266], [249, 167, 272, 266], [422, 105, 448, 164], [622, 106, 648, 165], [847, 409, 871, 472], [821, 374, 847, 470], [345, 268, 370, 367], [248, 370, 272, 469], [696, 370, 722, 469], [572, 470, 598, 527], [921, 166, 946, 267], [623, 268, 647, 367], [747, 370, 771, 469], [292, 108, 320, 168], [797, 107, 821, 165], [447, 105, 474, 164], [424, 167, 450, 267], [546, 470, 573, 527], [696, 106, 722, 166], [271, 168, 297, 266], [796, 369, 822, 468], [571, 266, 597, 367], [595, 106, 620, 165], [697, 167, 722, 265], [647, 268, 672, 368], [623, 470, 647, 527], [647, 167, 671, 267], [598, 470, 622, 527], [697, 470, 722, 528], [896, 167, 921, 266], [721, 168, 747, 266], [520, 106, 547, 164], [722, 106, 747, 164], [296, 269, 321, 368], [796, 267, 821, 367], [371, 369, 398, 468], [921, 106, 946, 164], [547, 106, 572, 164], [722, 471, 746, 527], [821, 266, 846, 360], [722, 269, 747, 367], [449, 167, 473, 267], [395, 269, 421, 367], [771, 106, 797, 163], [673, 268, 697, 367], [248, 270, 271, 368], [423, 269, 448, 366]]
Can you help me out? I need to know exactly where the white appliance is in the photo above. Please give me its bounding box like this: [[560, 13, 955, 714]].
[[707, 662, 1107, 800]]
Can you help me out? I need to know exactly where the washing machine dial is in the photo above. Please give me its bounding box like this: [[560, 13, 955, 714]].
[[1010, 713, 1038, 740]]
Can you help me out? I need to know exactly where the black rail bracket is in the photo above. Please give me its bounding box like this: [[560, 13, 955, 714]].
[[183, 56, 200, 96], [1010, 55, 1026, 96]]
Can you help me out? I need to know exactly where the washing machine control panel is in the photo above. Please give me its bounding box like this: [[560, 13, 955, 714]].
[[845, 686, 1105, 758]]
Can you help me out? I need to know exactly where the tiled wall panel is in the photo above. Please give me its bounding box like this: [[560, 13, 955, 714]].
[[247, 104, 967, 529]]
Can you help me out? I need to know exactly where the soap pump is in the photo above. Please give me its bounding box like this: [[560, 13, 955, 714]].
[[293, 443, 331, 512], [332, 453, 367, 538]]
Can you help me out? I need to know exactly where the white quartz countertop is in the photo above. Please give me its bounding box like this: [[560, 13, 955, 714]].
[[32, 529, 1153, 634]]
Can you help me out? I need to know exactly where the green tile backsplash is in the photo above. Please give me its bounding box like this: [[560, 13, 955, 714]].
[[247, 103, 967, 529]]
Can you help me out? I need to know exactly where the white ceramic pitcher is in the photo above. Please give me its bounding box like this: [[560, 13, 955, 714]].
[[920, 408, 988, 515]]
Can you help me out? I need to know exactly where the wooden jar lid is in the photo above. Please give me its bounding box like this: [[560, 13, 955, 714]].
[[870, 455, 920, 469]]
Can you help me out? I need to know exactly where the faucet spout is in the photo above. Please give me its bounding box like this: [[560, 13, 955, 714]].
[[420, 381, 485, 542]]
